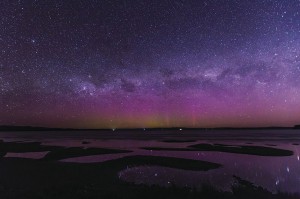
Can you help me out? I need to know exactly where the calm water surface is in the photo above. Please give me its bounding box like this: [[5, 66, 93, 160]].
[[0, 130, 299, 194]]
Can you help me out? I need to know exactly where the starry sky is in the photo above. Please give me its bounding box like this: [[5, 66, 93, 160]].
[[1, 0, 300, 128]]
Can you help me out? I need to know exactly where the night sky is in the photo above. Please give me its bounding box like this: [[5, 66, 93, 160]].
[[1, 0, 300, 128]]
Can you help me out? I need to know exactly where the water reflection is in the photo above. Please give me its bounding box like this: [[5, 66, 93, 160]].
[[119, 149, 300, 193], [0, 131, 299, 194]]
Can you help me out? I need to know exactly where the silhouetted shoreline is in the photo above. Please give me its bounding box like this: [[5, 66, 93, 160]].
[[1, 125, 300, 132]]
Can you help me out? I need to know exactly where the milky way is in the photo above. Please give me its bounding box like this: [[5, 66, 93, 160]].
[[1, 0, 300, 128]]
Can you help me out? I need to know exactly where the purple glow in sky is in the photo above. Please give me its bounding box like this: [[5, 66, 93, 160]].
[[1, 0, 300, 128]]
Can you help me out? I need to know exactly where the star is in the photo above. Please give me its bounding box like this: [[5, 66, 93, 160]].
[[0, 0, 300, 129]]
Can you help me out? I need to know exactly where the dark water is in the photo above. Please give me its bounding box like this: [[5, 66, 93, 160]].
[[0, 129, 300, 194]]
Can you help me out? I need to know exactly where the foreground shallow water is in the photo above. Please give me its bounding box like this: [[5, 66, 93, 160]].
[[0, 129, 299, 194]]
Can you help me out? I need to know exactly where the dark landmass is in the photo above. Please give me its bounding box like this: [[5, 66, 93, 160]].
[[265, 144, 277, 146], [112, 155, 221, 171], [190, 144, 294, 156], [43, 147, 131, 161], [0, 140, 131, 160], [0, 152, 6, 158], [0, 141, 220, 170], [142, 143, 294, 156], [162, 139, 197, 143], [0, 125, 76, 131], [0, 140, 63, 152], [1, 125, 300, 131], [0, 157, 298, 199]]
